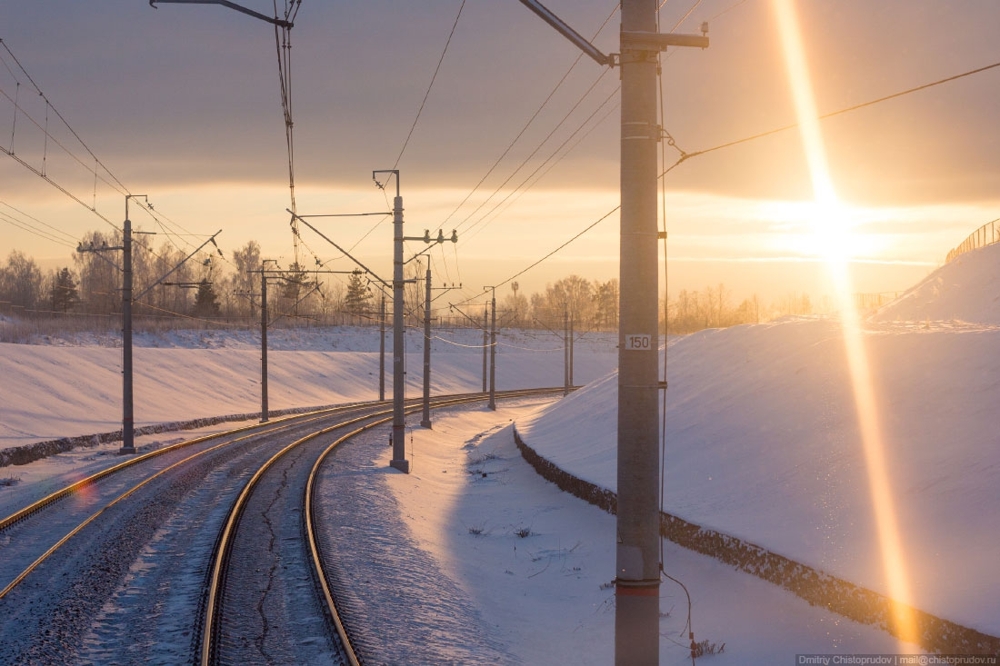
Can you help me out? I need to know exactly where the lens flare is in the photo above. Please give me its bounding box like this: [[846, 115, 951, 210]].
[[772, 0, 918, 646]]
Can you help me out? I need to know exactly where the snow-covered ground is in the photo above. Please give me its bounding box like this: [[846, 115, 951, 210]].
[[2, 243, 999, 661], [519, 244, 1000, 642], [0, 327, 616, 449], [385, 405, 917, 665]]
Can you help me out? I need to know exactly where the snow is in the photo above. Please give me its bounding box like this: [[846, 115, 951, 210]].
[[518, 247, 1000, 640], [2, 243, 999, 660], [382, 403, 917, 665], [873, 241, 1000, 325], [0, 327, 616, 448]]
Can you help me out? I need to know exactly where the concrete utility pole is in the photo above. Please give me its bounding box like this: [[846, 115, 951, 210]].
[[482, 309, 489, 393], [76, 194, 144, 454], [78, 194, 220, 455], [420, 262, 433, 428], [260, 265, 269, 421], [257, 263, 346, 421], [569, 310, 574, 387], [516, 1, 708, 662], [379, 294, 386, 402], [257, 261, 284, 423], [563, 308, 570, 396], [374, 169, 409, 473], [617, 5, 708, 664], [402, 240, 458, 427], [121, 213, 135, 453], [487, 286, 497, 410]]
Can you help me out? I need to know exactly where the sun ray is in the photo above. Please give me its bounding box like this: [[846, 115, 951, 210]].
[[772, 0, 919, 646]]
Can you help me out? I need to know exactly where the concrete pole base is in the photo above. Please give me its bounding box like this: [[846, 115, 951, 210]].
[[118, 447, 137, 455], [390, 459, 411, 473]]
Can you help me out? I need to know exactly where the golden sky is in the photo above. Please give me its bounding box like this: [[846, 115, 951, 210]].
[[1, 0, 998, 304]]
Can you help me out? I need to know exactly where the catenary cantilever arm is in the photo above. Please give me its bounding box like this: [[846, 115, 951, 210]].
[[517, 0, 612, 67], [150, 0, 293, 29]]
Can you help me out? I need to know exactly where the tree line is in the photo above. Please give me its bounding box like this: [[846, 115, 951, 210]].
[[0, 235, 812, 334]]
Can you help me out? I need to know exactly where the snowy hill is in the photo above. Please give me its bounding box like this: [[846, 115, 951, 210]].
[[517, 246, 1000, 639], [873, 241, 1000, 324], [0, 327, 616, 450]]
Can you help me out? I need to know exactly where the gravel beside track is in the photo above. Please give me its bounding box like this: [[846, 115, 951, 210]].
[[0, 411, 369, 665]]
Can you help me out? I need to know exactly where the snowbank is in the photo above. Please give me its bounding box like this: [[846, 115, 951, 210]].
[[0, 327, 617, 452], [517, 316, 1000, 638], [873, 242, 1000, 324]]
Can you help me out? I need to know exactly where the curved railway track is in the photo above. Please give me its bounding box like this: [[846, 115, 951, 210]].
[[0, 388, 559, 665]]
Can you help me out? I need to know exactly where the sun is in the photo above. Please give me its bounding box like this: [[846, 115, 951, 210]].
[[773, 0, 919, 647]]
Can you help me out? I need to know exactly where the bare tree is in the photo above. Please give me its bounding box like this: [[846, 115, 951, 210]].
[[231, 240, 261, 319], [0, 250, 44, 309]]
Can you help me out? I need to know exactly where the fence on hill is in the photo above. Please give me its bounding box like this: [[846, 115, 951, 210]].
[[854, 292, 901, 313], [945, 217, 1000, 263]]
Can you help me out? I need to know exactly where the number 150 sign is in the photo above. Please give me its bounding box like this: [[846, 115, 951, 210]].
[[624, 334, 651, 350]]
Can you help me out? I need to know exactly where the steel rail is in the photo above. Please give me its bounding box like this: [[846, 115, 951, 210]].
[[0, 401, 372, 533], [0, 422, 287, 600], [202, 387, 563, 665], [199, 403, 397, 665], [302, 387, 564, 666], [0, 400, 414, 602]]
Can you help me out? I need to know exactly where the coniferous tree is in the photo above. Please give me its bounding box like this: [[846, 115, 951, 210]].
[[344, 270, 373, 316], [49, 267, 80, 312], [192, 279, 221, 317]]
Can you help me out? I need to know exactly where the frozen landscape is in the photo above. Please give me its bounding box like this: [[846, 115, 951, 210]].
[[2, 243, 1000, 663]]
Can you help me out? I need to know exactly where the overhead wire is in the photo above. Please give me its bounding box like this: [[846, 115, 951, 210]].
[[436, 2, 619, 233], [445, 0, 753, 310], [0, 198, 81, 247], [272, 0, 301, 267], [0, 84, 128, 207], [655, 6, 696, 663], [452, 68, 615, 236], [461, 84, 620, 243], [393, 0, 467, 170], [0, 39, 130, 195], [659, 59, 1000, 178], [432, 2, 618, 288], [0, 208, 77, 249], [452, 205, 619, 308], [707, 0, 750, 22]]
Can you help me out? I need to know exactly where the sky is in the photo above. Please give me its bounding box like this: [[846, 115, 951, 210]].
[[1, 0, 999, 306]]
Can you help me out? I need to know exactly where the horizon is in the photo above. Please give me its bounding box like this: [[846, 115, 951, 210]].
[[2, 1, 998, 307]]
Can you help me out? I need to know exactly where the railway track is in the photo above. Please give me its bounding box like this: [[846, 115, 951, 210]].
[[0, 388, 559, 664]]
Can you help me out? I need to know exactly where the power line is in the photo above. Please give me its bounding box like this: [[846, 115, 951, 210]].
[[707, 0, 751, 22], [393, 0, 467, 170], [460, 84, 620, 243], [272, 1, 301, 267], [0, 198, 80, 246], [1, 142, 120, 231], [0, 39, 130, 195], [660, 59, 1000, 177], [453, 68, 616, 236], [0, 208, 77, 249], [454, 205, 619, 307], [436, 2, 619, 232], [0, 83, 127, 202]]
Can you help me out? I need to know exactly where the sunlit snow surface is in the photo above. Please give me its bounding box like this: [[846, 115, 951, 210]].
[[519, 247, 1000, 639], [1, 245, 999, 660], [0, 327, 617, 448]]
